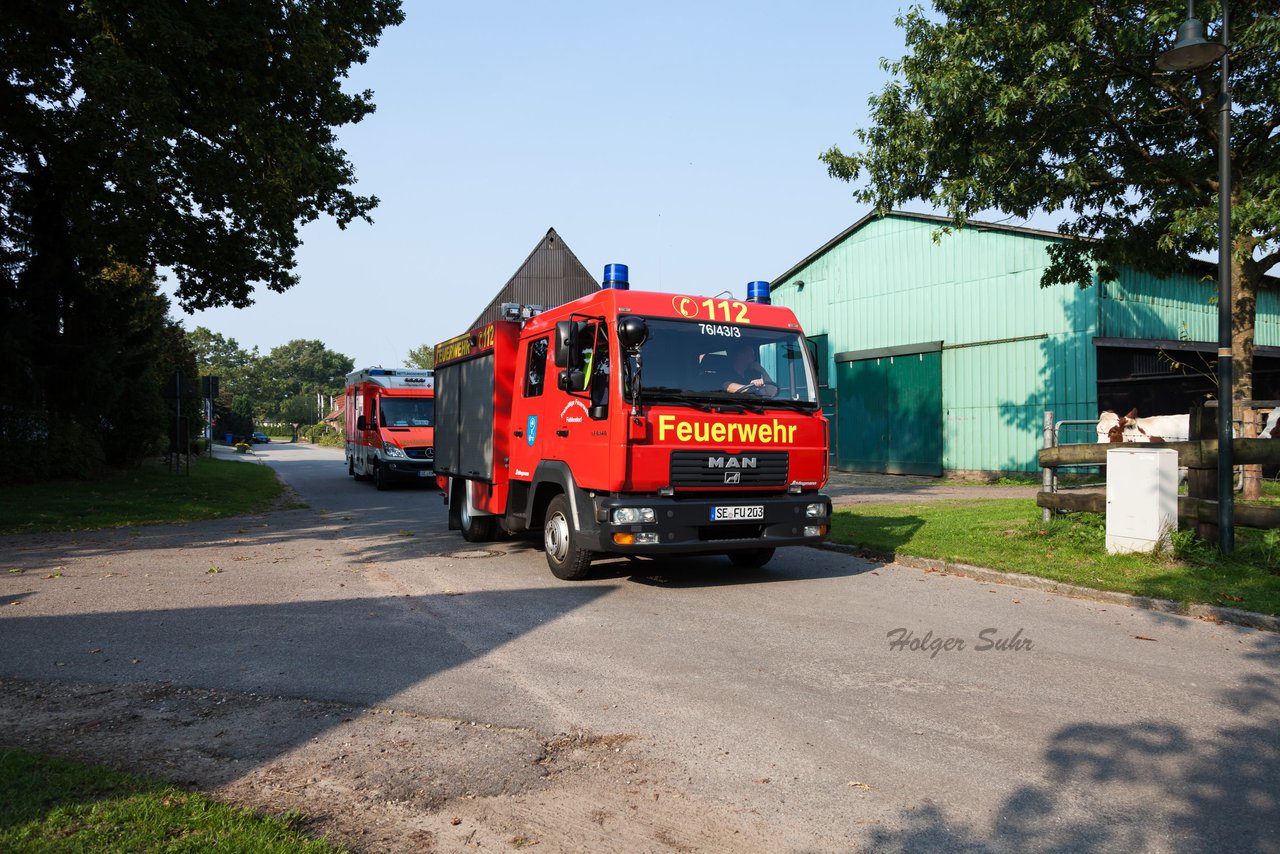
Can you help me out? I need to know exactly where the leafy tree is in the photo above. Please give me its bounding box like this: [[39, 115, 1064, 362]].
[[0, 261, 197, 478], [280, 394, 323, 429], [256, 339, 353, 422], [822, 1, 1279, 403], [0, 1, 402, 471], [405, 344, 436, 370], [189, 326, 260, 440]]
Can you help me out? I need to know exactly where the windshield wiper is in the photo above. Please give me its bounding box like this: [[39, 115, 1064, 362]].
[[759, 398, 820, 411], [643, 392, 716, 412]]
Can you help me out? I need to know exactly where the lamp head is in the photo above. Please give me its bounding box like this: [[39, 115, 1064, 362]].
[[1156, 17, 1226, 71]]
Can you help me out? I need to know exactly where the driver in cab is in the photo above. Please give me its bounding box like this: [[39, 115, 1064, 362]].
[[720, 342, 778, 397]]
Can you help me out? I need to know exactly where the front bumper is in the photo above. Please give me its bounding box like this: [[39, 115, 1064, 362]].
[[382, 459, 435, 479], [588, 492, 832, 555]]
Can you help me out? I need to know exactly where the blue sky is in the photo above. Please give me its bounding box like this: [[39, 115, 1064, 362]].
[[170, 2, 1035, 368]]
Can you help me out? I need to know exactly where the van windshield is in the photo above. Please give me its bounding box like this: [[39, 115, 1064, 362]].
[[625, 318, 818, 408], [379, 398, 435, 427]]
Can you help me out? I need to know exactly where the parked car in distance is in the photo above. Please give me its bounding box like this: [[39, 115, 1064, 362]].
[[251, 432, 271, 444]]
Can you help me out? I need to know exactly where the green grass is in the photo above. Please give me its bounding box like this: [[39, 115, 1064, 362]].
[[0, 751, 341, 853], [0, 457, 287, 534], [831, 498, 1280, 616]]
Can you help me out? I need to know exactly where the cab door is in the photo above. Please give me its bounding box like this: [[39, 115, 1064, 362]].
[[508, 334, 551, 482], [545, 319, 612, 490]]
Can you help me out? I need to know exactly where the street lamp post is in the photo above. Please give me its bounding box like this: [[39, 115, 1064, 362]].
[[1156, 0, 1233, 553]]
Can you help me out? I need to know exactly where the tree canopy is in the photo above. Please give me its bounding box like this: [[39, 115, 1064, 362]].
[[0, 1, 401, 470], [405, 343, 436, 370], [822, 0, 1280, 399], [2, 0, 404, 310], [189, 327, 260, 439], [256, 339, 353, 423]]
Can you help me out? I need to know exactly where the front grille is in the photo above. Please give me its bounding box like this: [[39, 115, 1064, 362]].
[[404, 446, 434, 460], [698, 523, 766, 541], [670, 450, 787, 487]]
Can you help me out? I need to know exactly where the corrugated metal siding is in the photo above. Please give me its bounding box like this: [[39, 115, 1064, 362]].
[[774, 215, 1098, 472], [1261, 290, 1280, 348], [472, 229, 599, 327], [1098, 267, 1218, 341], [1099, 266, 1280, 355], [1100, 267, 1280, 348]]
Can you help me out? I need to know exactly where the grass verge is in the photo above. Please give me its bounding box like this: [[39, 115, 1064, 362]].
[[0, 750, 340, 853], [831, 498, 1280, 616], [0, 457, 288, 534]]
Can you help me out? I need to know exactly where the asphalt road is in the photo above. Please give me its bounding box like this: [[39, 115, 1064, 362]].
[[2, 441, 1277, 852]]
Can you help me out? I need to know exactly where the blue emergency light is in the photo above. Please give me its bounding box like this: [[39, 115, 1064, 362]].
[[746, 281, 771, 304], [603, 263, 629, 290]]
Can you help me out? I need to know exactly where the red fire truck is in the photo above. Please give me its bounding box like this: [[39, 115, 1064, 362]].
[[344, 367, 435, 490], [432, 266, 831, 579]]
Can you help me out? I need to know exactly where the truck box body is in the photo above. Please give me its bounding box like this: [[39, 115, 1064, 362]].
[[434, 285, 832, 575], [344, 367, 435, 489]]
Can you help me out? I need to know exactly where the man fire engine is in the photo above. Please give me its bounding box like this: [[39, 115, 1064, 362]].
[[432, 266, 831, 579], [344, 367, 435, 490]]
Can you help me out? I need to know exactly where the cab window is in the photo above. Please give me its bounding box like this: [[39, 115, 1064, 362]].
[[578, 321, 609, 405], [524, 336, 549, 397]]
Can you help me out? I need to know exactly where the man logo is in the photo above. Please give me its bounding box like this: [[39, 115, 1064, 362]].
[[707, 456, 758, 469], [724, 471, 741, 484], [672, 295, 698, 318]]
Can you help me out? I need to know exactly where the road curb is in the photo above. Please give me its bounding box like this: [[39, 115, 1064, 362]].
[[814, 541, 1280, 633]]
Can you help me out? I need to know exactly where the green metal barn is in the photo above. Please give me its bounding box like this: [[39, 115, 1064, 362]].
[[770, 211, 1280, 476]]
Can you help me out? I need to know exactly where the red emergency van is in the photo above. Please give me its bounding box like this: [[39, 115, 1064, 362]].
[[344, 367, 435, 489], [432, 267, 831, 579]]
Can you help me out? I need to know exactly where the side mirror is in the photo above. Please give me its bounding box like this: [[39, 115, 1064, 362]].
[[558, 369, 586, 392], [554, 320, 579, 368], [617, 316, 648, 352], [356, 415, 367, 431]]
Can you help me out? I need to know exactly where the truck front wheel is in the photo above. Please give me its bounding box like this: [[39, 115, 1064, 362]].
[[543, 494, 593, 580]]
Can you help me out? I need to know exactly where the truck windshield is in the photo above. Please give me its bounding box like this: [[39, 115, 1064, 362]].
[[379, 398, 435, 427], [626, 318, 818, 408]]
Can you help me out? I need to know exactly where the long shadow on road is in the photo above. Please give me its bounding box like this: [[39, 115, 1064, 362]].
[[859, 631, 1280, 853], [0, 586, 611, 771]]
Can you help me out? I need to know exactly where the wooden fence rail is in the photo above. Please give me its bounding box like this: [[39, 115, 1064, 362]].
[[1039, 405, 1280, 539], [1039, 438, 1280, 469], [1036, 489, 1280, 529]]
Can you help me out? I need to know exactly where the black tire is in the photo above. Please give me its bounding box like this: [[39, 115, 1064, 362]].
[[348, 456, 355, 477], [458, 481, 495, 542], [543, 494, 593, 580], [373, 462, 390, 491], [727, 548, 775, 569]]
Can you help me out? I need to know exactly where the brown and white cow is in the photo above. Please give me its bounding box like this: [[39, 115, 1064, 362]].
[[1095, 409, 1190, 444], [1263, 407, 1280, 439]]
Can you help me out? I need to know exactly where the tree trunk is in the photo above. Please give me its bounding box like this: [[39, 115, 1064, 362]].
[[1235, 247, 1261, 501], [1232, 249, 1256, 405]]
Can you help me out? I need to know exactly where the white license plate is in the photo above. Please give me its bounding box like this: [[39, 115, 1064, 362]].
[[710, 505, 764, 522], [417, 470, 431, 478]]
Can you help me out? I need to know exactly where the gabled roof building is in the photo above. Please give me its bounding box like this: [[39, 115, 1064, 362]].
[[471, 228, 599, 327], [770, 211, 1280, 475]]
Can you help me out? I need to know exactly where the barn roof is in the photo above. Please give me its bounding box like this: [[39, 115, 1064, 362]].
[[471, 228, 599, 327], [770, 209, 1275, 291]]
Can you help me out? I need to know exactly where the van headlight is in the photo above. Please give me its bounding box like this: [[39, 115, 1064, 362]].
[[383, 444, 406, 458], [611, 507, 655, 525]]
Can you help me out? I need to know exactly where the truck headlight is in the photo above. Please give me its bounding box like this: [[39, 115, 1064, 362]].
[[611, 507, 655, 525], [805, 502, 827, 518], [383, 444, 406, 458]]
